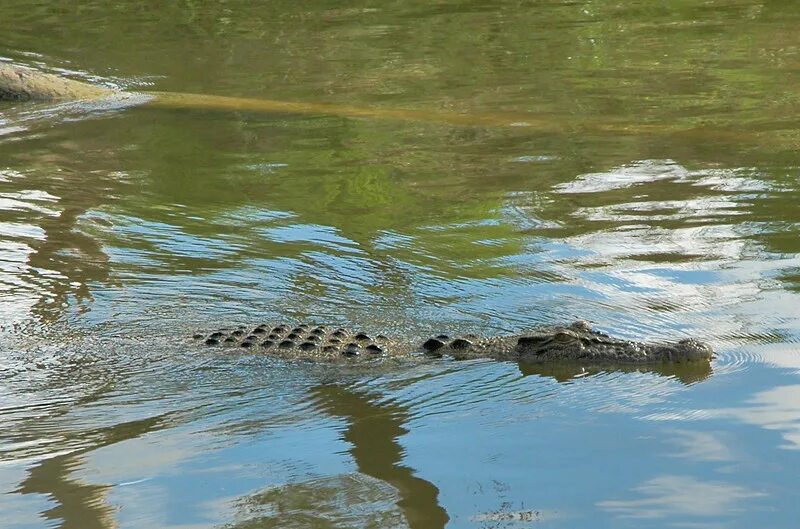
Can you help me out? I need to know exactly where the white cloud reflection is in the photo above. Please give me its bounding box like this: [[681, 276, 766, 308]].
[[667, 430, 735, 462], [555, 159, 771, 194], [645, 385, 800, 452], [598, 474, 764, 519]]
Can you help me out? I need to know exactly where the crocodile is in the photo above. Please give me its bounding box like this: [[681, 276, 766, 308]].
[[193, 320, 713, 365]]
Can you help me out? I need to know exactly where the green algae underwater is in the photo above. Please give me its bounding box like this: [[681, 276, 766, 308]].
[[2, 1, 800, 528]]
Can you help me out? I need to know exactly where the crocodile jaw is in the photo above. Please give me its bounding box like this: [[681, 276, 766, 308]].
[[513, 328, 714, 364]]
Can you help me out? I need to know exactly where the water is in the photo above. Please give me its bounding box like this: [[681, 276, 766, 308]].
[[2, 1, 800, 527]]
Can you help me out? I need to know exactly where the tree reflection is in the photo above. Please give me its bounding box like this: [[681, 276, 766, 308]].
[[226, 383, 448, 529], [16, 414, 174, 529]]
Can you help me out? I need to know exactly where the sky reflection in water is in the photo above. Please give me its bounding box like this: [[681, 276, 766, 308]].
[[2, 0, 800, 527]]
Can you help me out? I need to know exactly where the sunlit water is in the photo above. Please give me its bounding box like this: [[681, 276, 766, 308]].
[[2, 1, 800, 528]]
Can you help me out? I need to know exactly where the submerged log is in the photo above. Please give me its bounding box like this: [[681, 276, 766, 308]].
[[0, 62, 116, 101], [0, 61, 756, 142], [0, 61, 528, 126]]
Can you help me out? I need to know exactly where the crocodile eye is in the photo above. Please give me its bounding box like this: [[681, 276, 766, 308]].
[[517, 335, 548, 348], [554, 332, 574, 343]]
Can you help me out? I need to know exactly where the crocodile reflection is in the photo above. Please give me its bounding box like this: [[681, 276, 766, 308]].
[[517, 360, 713, 385]]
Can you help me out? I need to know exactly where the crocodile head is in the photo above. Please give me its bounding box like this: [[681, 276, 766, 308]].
[[514, 321, 714, 364]]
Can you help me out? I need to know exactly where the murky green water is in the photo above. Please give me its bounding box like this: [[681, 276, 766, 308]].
[[2, 1, 800, 527]]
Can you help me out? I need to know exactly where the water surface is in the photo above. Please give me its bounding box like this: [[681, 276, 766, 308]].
[[2, 1, 800, 528]]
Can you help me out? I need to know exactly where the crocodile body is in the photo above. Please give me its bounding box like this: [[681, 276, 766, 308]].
[[193, 321, 713, 365]]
